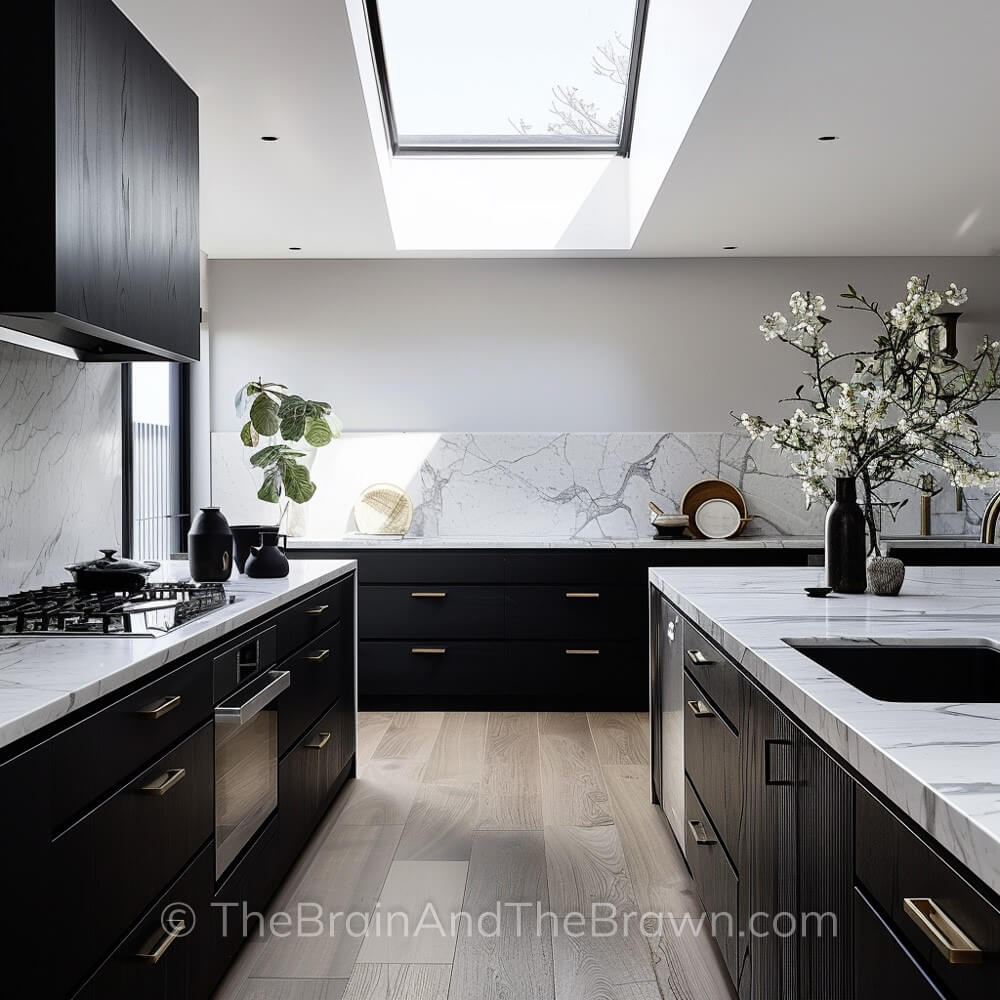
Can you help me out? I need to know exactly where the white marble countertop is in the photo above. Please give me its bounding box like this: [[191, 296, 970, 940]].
[[0, 559, 356, 753], [289, 534, 988, 550], [650, 564, 1000, 896]]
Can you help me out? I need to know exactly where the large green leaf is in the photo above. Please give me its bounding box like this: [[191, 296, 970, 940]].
[[240, 420, 259, 447], [281, 461, 317, 503], [249, 444, 286, 468], [250, 393, 280, 436], [303, 415, 334, 447], [277, 395, 308, 442], [257, 469, 282, 504]]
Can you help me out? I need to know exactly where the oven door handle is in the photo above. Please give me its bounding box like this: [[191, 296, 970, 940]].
[[215, 670, 290, 726]]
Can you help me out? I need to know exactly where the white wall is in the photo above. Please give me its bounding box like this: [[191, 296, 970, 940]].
[[208, 257, 1000, 433]]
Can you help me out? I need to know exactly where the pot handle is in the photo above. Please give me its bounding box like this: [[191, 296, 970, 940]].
[[278, 533, 288, 553]]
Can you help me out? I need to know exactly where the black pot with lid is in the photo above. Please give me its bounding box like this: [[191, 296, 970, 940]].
[[65, 549, 160, 594]]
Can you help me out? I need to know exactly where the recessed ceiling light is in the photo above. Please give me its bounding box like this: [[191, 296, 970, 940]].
[[288, 247, 302, 251], [261, 135, 279, 142], [817, 135, 839, 141], [722, 245, 738, 250]]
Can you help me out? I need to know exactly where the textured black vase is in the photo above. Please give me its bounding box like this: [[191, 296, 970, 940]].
[[245, 530, 289, 579], [188, 507, 233, 582], [825, 477, 867, 593]]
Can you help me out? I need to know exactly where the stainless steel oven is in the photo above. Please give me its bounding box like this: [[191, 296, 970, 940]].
[[214, 628, 289, 879]]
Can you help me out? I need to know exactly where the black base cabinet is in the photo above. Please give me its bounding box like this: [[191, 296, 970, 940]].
[[656, 595, 1000, 1000], [0, 571, 357, 1000]]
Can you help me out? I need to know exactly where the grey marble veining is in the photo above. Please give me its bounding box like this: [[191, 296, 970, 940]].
[[0, 343, 122, 594], [649, 564, 1000, 895], [0, 559, 356, 751], [211, 430, 1000, 543]]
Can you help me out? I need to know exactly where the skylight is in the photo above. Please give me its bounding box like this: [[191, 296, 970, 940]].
[[364, 0, 649, 155]]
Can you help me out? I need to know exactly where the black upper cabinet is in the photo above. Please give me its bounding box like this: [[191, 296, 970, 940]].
[[0, 0, 199, 361]]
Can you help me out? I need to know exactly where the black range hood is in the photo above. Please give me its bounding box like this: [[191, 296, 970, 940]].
[[0, 0, 200, 363]]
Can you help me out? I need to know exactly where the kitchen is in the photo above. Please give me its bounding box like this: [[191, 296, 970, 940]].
[[2, 1, 1000, 998]]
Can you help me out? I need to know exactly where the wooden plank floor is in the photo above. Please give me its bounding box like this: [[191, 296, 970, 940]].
[[214, 711, 735, 1000]]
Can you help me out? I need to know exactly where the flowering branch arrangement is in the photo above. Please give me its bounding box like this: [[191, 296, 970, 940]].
[[739, 276, 1000, 554]]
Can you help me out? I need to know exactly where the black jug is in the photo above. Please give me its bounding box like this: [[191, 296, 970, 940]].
[[245, 530, 290, 579], [188, 507, 233, 582], [231, 524, 281, 574]]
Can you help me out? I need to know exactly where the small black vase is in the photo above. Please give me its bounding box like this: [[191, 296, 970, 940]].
[[245, 530, 290, 579], [188, 507, 233, 582], [825, 478, 867, 593], [231, 524, 281, 575]]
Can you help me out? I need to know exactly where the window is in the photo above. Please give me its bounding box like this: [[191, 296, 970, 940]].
[[365, 0, 649, 155], [122, 363, 190, 563]]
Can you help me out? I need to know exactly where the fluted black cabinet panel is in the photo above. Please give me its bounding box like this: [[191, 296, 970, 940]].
[[0, 0, 199, 361]]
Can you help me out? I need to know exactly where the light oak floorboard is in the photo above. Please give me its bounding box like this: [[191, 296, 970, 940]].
[[539, 712, 614, 827], [551, 928, 659, 1000], [477, 712, 543, 830], [649, 929, 736, 1000], [371, 712, 445, 761], [358, 712, 395, 769], [395, 780, 480, 861], [236, 981, 348, 1000], [343, 964, 452, 1000], [247, 825, 403, 980], [356, 860, 470, 964], [422, 711, 488, 783], [449, 831, 554, 1000], [544, 824, 640, 916], [337, 759, 425, 826], [588, 712, 650, 766]]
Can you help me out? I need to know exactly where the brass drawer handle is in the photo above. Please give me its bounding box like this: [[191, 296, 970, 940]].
[[304, 604, 329, 616], [306, 648, 331, 663], [136, 920, 187, 964], [687, 699, 715, 718], [411, 592, 447, 598], [140, 768, 186, 796], [566, 649, 600, 655], [136, 695, 181, 719], [306, 732, 332, 750], [903, 897, 983, 964], [412, 647, 446, 654], [565, 592, 599, 598], [686, 649, 713, 666], [688, 819, 716, 846]]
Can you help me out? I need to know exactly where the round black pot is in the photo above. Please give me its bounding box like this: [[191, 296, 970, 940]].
[[245, 530, 290, 579], [188, 507, 233, 582], [231, 524, 281, 575], [825, 477, 867, 593]]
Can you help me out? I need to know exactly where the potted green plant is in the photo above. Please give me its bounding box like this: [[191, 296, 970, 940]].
[[234, 380, 342, 534]]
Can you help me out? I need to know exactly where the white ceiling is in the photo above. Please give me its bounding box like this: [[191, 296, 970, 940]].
[[117, 0, 1000, 258]]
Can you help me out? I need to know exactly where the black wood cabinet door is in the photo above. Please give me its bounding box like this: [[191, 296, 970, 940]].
[[738, 683, 800, 1000]]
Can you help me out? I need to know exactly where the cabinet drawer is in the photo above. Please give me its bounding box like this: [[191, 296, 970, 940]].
[[49, 654, 213, 828], [512, 641, 648, 708], [276, 575, 352, 660], [681, 625, 742, 731], [506, 585, 646, 639], [51, 722, 214, 998], [856, 787, 1000, 1000], [361, 641, 508, 701], [683, 672, 740, 853], [279, 620, 350, 756], [855, 887, 949, 1000], [76, 842, 215, 1000], [685, 777, 739, 982], [359, 586, 505, 639]]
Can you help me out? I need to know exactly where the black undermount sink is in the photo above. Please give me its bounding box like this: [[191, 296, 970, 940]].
[[785, 640, 1000, 702]]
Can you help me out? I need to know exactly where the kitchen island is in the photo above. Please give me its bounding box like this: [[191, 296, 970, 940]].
[[651, 565, 1000, 1000]]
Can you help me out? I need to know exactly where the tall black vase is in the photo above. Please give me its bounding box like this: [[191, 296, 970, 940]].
[[825, 477, 867, 593], [188, 507, 233, 582]]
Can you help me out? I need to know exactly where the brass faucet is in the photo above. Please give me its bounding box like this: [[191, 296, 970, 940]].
[[981, 491, 1000, 544]]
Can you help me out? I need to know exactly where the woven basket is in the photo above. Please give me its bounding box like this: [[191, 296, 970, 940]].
[[355, 483, 414, 535]]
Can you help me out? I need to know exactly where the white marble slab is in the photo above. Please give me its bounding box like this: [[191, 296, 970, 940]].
[[0, 559, 356, 751], [649, 564, 1000, 896]]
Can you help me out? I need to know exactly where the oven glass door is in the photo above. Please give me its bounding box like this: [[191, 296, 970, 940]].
[[215, 669, 289, 878]]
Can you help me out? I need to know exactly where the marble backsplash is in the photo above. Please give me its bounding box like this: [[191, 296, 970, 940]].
[[211, 431, 998, 541], [0, 342, 122, 593]]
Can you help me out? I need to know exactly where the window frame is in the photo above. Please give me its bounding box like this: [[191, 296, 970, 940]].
[[121, 362, 191, 559], [362, 0, 651, 157]]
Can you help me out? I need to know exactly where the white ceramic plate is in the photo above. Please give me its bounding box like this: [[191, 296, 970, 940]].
[[694, 498, 742, 539]]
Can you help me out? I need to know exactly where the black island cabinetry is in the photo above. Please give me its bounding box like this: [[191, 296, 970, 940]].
[[0, 570, 356, 1000]]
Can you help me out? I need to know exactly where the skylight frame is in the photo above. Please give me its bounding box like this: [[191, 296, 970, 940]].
[[362, 0, 651, 157]]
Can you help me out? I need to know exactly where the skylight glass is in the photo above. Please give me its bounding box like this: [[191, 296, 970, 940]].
[[366, 0, 647, 154]]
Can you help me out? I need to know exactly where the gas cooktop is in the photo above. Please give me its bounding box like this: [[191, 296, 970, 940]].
[[0, 581, 233, 638]]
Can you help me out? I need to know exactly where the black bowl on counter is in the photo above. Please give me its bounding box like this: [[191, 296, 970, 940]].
[[65, 549, 160, 594]]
